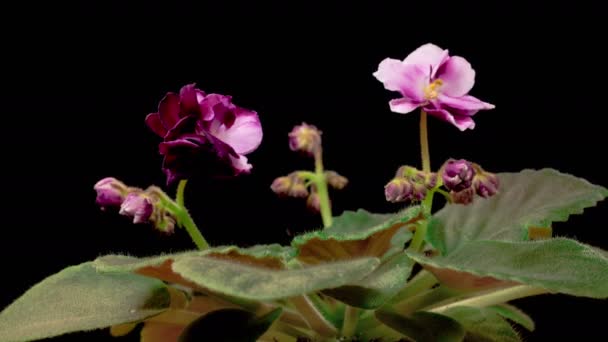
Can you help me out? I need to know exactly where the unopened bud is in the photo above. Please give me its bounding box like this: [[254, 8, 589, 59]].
[[411, 182, 428, 201], [288, 123, 322, 155], [94, 177, 128, 209], [288, 180, 310, 198], [119, 192, 154, 224], [325, 171, 348, 189], [271, 176, 292, 196], [473, 171, 500, 198], [442, 159, 475, 192], [306, 192, 321, 212], [384, 178, 413, 203], [451, 187, 475, 205], [395, 165, 418, 178], [155, 214, 176, 234]]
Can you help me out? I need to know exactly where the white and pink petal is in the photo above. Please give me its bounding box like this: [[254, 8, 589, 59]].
[[435, 56, 476, 97]]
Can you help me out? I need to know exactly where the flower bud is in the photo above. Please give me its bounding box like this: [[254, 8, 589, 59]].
[[395, 165, 418, 178], [155, 214, 176, 234], [384, 178, 413, 203], [94, 177, 128, 209], [270, 176, 292, 196], [451, 187, 475, 205], [441, 159, 475, 192], [306, 192, 321, 212], [473, 171, 500, 198], [288, 180, 310, 198], [325, 171, 348, 189], [288, 123, 322, 155], [119, 192, 154, 224], [411, 182, 428, 201]]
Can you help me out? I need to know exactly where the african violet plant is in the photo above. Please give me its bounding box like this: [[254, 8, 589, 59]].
[[1, 43, 607, 342]]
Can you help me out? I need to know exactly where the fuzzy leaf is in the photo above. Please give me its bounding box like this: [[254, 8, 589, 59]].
[[488, 304, 535, 331], [0, 262, 169, 342], [322, 252, 414, 309], [172, 256, 380, 301], [93, 244, 296, 288], [375, 309, 465, 342], [292, 207, 420, 264], [427, 169, 608, 254], [178, 308, 282, 342], [406, 238, 608, 298], [443, 306, 521, 342]]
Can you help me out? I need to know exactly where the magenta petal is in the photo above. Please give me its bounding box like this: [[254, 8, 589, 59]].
[[179, 83, 202, 115], [145, 113, 167, 137], [424, 107, 476, 131], [389, 98, 422, 114], [211, 108, 263, 155], [435, 56, 476, 97], [402, 43, 449, 78], [158, 137, 201, 155], [230, 154, 252, 174], [158, 93, 180, 129], [438, 94, 495, 111]]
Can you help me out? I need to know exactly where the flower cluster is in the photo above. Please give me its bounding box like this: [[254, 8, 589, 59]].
[[146, 84, 263, 184], [271, 123, 347, 217], [384, 166, 437, 203], [94, 177, 176, 233]]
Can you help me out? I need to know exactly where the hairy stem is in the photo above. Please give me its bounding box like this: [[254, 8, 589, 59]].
[[175, 180, 209, 250], [341, 306, 359, 338], [290, 295, 338, 338], [314, 149, 333, 228], [391, 270, 438, 303], [428, 285, 549, 314], [420, 110, 431, 173], [392, 286, 458, 316]]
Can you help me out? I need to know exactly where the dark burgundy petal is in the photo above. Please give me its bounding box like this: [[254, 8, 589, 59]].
[[145, 113, 167, 137], [158, 93, 180, 129], [179, 83, 202, 116], [160, 137, 237, 185], [164, 116, 199, 142]]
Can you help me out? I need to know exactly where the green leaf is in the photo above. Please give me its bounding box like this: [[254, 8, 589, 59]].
[[488, 304, 535, 331], [406, 238, 608, 298], [375, 309, 465, 342], [93, 244, 297, 287], [427, 169, 608, 254], [178, 308, 282, 342], [443, 306, 521, 342], [94, 244, 296, 272], [0, 262, 169, 342], [322, 252, 415, 309], [292, 206, 420, 264], [171, 255, 380, 301]]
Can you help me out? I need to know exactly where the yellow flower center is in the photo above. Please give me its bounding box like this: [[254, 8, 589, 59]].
[[424, 79, 444, 100]]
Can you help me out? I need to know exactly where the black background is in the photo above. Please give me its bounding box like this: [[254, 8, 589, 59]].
[[2, 1, 606, 341]]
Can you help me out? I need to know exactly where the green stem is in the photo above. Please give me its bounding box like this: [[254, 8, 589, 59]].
[[428, 285, 549, 314], [408, 188, 436, 252], [391, 270, 438, 303], [341, 306, 359, 338], [420, 110, 431, 173], [176, 179, 188, 207], [392, 286, 458, 316], [267, 321, 316, 340], [314, 149, 333, 228], [174, 180, 209, 250], [290, 295, 338, 338]]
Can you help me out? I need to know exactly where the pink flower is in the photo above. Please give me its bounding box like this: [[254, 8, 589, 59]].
[[146, 84, 263, 184], [374, 43, 495, 131]]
